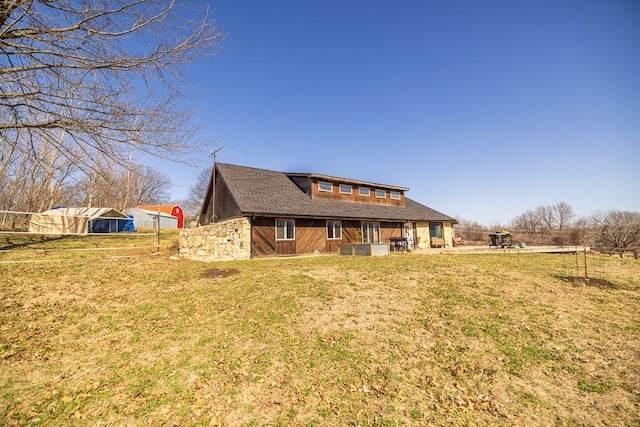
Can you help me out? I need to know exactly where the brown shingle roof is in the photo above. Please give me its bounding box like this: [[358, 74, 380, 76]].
[[216, 163, 457, 222]]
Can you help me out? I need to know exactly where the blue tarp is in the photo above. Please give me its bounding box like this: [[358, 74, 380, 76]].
[[123, 215, 135, 232], [89, 215, 134, 233]]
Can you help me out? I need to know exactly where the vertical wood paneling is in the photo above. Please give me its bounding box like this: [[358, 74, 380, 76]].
[[381, 222, 403, 244], [295, 219, 327, 254], [215, 175, 242, 221], [326, 240, 341, 253], [251, 218, 276, 257], [342, 220, 362, 243], [250, 217, 406, 258], [276, 241, 296, 255]]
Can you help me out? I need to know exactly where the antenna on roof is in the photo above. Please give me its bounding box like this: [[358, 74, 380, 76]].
[[210, 146, 224, 162]]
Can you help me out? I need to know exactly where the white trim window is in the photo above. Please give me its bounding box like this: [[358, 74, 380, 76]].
[[326, 220, 342, 239], [358, 187, 370, 196], [318, 181, 333, 192], [339, 184, 352, 194], [390, 191, 401, 200], [276, 218, 295, 240], [375, 189, 386, 198]]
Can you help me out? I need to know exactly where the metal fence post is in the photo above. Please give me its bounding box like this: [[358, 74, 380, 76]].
[[156, 212, 161, 253]]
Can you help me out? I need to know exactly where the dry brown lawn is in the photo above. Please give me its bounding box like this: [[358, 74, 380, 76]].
[[1, 238, 639, 426]]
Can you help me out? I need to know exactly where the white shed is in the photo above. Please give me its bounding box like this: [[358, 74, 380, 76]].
[[28, 207, 129, 234], [127, 207, 178, 229]]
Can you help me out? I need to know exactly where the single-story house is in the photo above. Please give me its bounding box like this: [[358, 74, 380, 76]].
[[185, 163, 457, 260], [28, 207, 130, 234], [136, 205, 184, 228], [127, 207, 179, 229]]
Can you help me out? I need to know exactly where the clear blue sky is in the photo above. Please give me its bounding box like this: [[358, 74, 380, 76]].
[[160, 0, 639, 225]]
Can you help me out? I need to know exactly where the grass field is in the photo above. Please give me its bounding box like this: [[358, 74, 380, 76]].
[[1, 232, 639, 426]]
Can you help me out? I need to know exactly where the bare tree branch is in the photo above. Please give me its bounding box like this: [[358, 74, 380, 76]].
[[1, 0, 224, 173]]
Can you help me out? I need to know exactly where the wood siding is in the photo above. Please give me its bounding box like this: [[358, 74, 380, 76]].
[[215, 174, 242, 222], [250, 217, 404, 257], [296, 220, 328, 253], [309, 179, 404, 207], [341, 220, 362, 244], [202, 169, 242, 225], [381, 222, 404, 243], [251, 217, 277, 257], [275, 241, 296, 255]]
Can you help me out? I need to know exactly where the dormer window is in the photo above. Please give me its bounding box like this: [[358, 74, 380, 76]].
[[339, 184, 352, 194], [358, 187, 370, 196], [390, 191, 401, 200], [375, 189, 386, 198], [318, 181, 333, 192]]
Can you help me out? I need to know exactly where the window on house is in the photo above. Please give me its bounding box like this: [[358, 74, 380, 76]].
[[429, 222, 442, 239], [358, 187, 370, 196], [276, 218, 295, 240], [318, 181, 333, 192], [326, 220, 342, 239], [390, 191, 401, 200], [361, 222, 381, 243], [375, 189, 386, 198], [339, 184, 352, 194]]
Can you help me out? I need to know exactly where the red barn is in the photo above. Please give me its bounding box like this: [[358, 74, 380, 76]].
[[137, 205, 184, 228]]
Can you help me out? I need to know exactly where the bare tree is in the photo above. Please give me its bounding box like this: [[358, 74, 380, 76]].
[[567, 214, 596, 279], [453, 218, 488, 244], [76, 161, 171, 211], [126, 165, 171, 209], [513, 209, 543, 243], [570, 212, 606, 245], [182, 165, 212, 215], [536, 205, 556, 238], [553, 201, 574, 231], [511, 202, 576, 244], [1, 0, 224, 174], [598, 210, 640, 254], [0, 132, 80, 211]]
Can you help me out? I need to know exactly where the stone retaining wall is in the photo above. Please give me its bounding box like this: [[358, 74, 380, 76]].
[[179, 217, 251, 261]]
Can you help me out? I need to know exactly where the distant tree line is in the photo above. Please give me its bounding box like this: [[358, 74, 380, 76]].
[[454, 202, 640, 254], [0, 140, 171, 214]]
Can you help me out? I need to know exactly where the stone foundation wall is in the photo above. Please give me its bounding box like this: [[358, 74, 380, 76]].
[[179, 217, 251, 262], [415, 222, 430, 249], [414, 221, 454, 248], [443, 221, 454, 248]]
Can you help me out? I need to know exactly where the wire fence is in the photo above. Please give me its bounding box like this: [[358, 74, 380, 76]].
[[0, 209, 163, 263], [454, 225, 639, 258], [557, 248, 638, 289]]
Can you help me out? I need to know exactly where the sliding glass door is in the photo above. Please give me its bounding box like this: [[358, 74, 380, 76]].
[[361, 222, 381, 244]]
